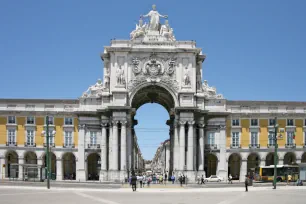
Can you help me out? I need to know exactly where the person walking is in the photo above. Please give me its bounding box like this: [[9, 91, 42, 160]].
[[287, 174, 292, 185], [197, 175, 201, 184], [228, 174, 233, 184], [201, 175, 205, 184], [171, 175, 175, 184], [245, 175, 249, 192], [131, 172, 138, 192]]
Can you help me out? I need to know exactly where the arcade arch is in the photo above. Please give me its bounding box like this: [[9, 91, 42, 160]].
[[247, 153, 260, 172], [284, 152, 296, 165], [87, 153, 100, 180], [43, 152, 57, 180], [62, 152, 76, 180], [266, 152, 276, 166], [204, 153, 218, 177], [5, 150, 18, 178], [228, 153, 241, 179], [24, 151, 37, 165]]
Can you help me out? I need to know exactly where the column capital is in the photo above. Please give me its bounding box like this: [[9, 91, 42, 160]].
[[78, 124, 86, 130], [198, 123, 205, 128], [188, 120, 195, 125], [121, 120, 127, 126], [219, 125, 226, 130], [179, 120, 186, 125], [101, 123, 108, 127], [112, 120, 120, 126]]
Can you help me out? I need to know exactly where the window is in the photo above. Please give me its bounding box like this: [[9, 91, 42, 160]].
[[26, 130, 34, 146], [287, 119, 294, 126], [8, 129, 16, 144], [26, 116, 35, 124], [207, 132, 215, 145], [287, 132, 294, 145], [64, 131, 72, 146], [64, 117, 73, 125], [251, 119, 258, 126], [232, 132, 239, 147], [269, 119, 276, 126], [8, 116, 16, 124], [269, 132, 275, 146], [232, 119, 239, 126], [251, 132, 258, 146], [46, 116, 54, 125], [90, 131, 97, 145]]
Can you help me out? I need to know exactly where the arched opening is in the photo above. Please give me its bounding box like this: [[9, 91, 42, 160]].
[[24, 151, 38, 179], [302, 152, 306, 163], [266, 152, 276, 166], [62, 152, 76, 180], [284, 152, 296, 165], [204, 154, 218, 177], [228, 153, 241, 180], [87, 153, 100, 180], [131, 85, 175, 176], [247, 153, 260, 177], [24, 151, 37, 165], [43, 152, 57, 180], [5, 150, 18, 178]]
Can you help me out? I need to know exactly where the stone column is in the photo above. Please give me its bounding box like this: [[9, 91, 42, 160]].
[[173, 122, 179, 171], [120, 121, 127, 171], [0, 157, 5, 178], [101, 123, 107, 171], [56, 158, 62, 181], [240, 159, 247, 182], [187, 121, 194, 171], [108, 123, 113, 170], [166, 143, 170, 172], [198, 124, 205, 171], [112, 121, 119, 170], [179, 121, 186, 170], [37, 159, 43, 181], [218, 125, 227, 179], [18, 157, 24, 180], [76, 124, 86, 181]]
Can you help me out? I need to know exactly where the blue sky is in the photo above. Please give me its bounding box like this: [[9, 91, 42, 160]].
[[1, 0, 306, 159]]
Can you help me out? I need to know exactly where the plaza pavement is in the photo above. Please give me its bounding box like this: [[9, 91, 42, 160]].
[[0, 185, 305, 204]]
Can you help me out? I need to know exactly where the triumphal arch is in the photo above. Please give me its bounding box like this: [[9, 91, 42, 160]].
[[78, 5, 226, 181]]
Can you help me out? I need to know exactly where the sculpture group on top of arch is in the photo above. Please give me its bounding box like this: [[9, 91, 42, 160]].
[[130, 5, 176, 41]]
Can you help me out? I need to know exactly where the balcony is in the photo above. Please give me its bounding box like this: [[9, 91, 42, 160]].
[[230, 144, 241, 149], [205, 144, 218, 150], [249, 144, 260, 149], [88, 144, 100, 149], [267, 144, 275, 148], [285, 143, 296, 149], [24, 142, 36, 147], [6, 142, 17, 147], [43, 143, 55, 147], [63, 143, 75, 148]]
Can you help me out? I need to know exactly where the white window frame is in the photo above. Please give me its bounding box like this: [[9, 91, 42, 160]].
[[250, 119, 258, 127], [64, 117, 73, 126], [7, 129, 16, 144], [250, 131, 259, 146], [269, 118, 276, 127], [287, 119, 294, 127], [231, 132, 240, 148], [7, 116, 16, 124], [64, 131, 73, 147], [26, 129, 35, 146], [90, 131, 97, 146], [45, 116, 54, 125], [44, 129, 55, 144], [286, 131, 294, 145], [232, 119, 240, 127], [26, 116, 35, 125], [268, 131, 275, 146], [207, 132, 215, 145]]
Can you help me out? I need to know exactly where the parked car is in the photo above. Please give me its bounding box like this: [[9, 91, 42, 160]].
[[204, 175, 224, 182]]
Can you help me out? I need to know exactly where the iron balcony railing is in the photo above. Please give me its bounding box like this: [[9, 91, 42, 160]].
[[249, 144, 260, 149], [24, 142, 36, 147], [205, 144, 218, 149], [43, 143, 55, 147], [267, 144, 275, 148], [285, 143, 296, 148], [230, 144, 241, 149], [88, 144, 100, 149], [6, 142, 17, 147], [63, 143, 75, 148]]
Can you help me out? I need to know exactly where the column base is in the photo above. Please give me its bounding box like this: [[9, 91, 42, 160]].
[[108, 170, 121, 182], [218, 169, 227, 182], [99, 170, 108, 181], [175, 170, 197, 183], [76, 169, 86, 182], [197, 170, 206, 179]]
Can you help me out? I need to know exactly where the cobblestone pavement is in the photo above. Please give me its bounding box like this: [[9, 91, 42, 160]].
[[0, 186, 305, 204]]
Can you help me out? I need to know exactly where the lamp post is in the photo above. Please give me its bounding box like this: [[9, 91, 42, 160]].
[[41, 116, 56, 189], [273, 117, 279, 189]]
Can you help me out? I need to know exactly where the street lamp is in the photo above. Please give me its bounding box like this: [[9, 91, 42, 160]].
[[272, 117, 281, 190], [41, 116, 56, 189]]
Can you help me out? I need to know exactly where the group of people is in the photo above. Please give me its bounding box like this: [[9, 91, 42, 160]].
[[196, 175, 206, 185]]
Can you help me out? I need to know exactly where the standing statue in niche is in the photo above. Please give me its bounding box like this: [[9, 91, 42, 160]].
[[116, 65, 125, 85], [104, 68, 110, 88], [183, 66, 191, 86], [141, 4, 168, 31]]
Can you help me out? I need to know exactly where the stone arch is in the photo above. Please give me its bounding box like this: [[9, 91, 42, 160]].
[[87, 153, 101, 180], [5, 150, 19, 178], [247, 153, 260, 175], [284, 152, 296, 165], [129, 83, 178, 112], [302, 152, 306, 163], [24, 151, 37, 165], [204, 153, 218, 177], [228, 153, 241, 180], [62, 152, 76, 180], [42, 152, 57, 180], [266, 152, 282, 166]]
